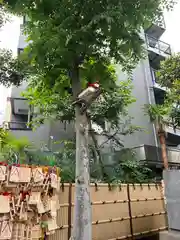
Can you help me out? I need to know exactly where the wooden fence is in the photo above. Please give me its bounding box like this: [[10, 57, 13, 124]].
[[49, 183, 167, 240]]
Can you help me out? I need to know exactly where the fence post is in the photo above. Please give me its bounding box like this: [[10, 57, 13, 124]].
[[127, 184, 134, 240], [68, 183, 72, 240]]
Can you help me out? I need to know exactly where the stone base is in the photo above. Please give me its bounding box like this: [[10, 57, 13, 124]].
[[160, 231, 180, 240]]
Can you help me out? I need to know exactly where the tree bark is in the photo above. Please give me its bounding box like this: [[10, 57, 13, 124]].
[[158, 131, 168, 170], [70, 66, 92, 240]]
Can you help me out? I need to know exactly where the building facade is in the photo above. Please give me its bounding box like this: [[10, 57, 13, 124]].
[[3, 16, 180, 164]]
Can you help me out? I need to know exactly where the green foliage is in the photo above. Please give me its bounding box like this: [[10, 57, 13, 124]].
[[0, 8, 25, 87], [144, 103, 170, 132], [169, 104, 180, 129], [145, 102, 180, 134], [2, 0, 174, 187], [0, 6, 9, 28], [3, 0, 176, 88], [155, 53, 180, 130], [28, 140, 153, 183], [0, 128, 31, 163], [107, 149, 153, 183], [2, 0, 176, 145], [2, 0, 176, 136], [22, 60, 139, 151], [25, 150, 57, 165], [0, 127, 9, 150], [0, 49, 25, 87], [144, 104, 169, 123], [24, 76, 136, 129], [23, 74, 141, 156], [90, 80, 136, 128], [157, 53, 180, 89], [55, 141, 76, 183]]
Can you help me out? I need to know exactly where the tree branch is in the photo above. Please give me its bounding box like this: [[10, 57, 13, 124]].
[[87, 117, 108, 180], [100, 131, 124, 148]]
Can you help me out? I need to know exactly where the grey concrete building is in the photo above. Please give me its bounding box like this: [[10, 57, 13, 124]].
[[3, 15, 180, 165]]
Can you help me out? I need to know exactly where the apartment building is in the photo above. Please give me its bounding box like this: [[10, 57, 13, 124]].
[[3, 15, 180, 165], [127, 16, 180, 166]]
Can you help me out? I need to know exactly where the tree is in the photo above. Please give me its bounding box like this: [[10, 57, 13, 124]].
[[157, 53, 180, 89], [145, 104, 170, 169], [24, 68, 143, 179], [144, 53, 180, 169], [24, 74, 138, 141], [3, 0, 176, 239], [0, 49, 25, 86], [0, 6, 8, 28], [156, 53, 180, 131], [0, 7, 25, 86]]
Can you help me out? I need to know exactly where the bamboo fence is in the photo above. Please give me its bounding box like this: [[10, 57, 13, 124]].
[[48, 183, 167, 240]]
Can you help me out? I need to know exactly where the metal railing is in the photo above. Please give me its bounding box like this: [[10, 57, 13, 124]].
[[167, 148, 180, 164], [150, 68, 166, 90], [133, 144, 180, 164], [146, 34, 171, 56], [3, 121, 32, 131], [150, 68, 157, 85]]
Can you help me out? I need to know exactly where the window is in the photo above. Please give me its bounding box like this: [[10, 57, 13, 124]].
[[17, 48, 24, 55], [7, 98, 33, 130]]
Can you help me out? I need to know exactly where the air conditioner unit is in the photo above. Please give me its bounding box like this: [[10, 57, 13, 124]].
[[13, 99, 29, 115]]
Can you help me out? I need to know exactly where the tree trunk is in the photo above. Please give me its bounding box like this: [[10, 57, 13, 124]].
[[70, 67, 92, 240], [158, 131, 168, 170]]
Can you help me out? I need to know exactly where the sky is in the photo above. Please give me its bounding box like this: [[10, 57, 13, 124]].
[[0, 2, 180, 122], [0, 16, 20, 123], [162, 1, 180, 53]]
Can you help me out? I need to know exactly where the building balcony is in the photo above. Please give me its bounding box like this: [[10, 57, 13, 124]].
[[150, 68, 167, 90], [165, 123, 180, 138], [146, 34, 171, 69], [3, 121, 32, 131], [133, 144, 180, 165], [145, 15, 166, 39]]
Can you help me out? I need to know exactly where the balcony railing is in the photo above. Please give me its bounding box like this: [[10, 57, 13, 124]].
[[3, 121, 32, 131], [150, 68, 167, 91], [133, 144, 180, 165], [165, 123, 180, 136], [146, 34, 171, 56], [151, 68, 157, 85], [167, 148, 180, 164]]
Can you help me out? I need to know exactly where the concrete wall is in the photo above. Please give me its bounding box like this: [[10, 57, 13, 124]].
[[163, 170, 180, 231], [11, 121, 51, 148], [49, 121, 75, 151], [117, 59, 157, 148], [10, 82, 28, 98]]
